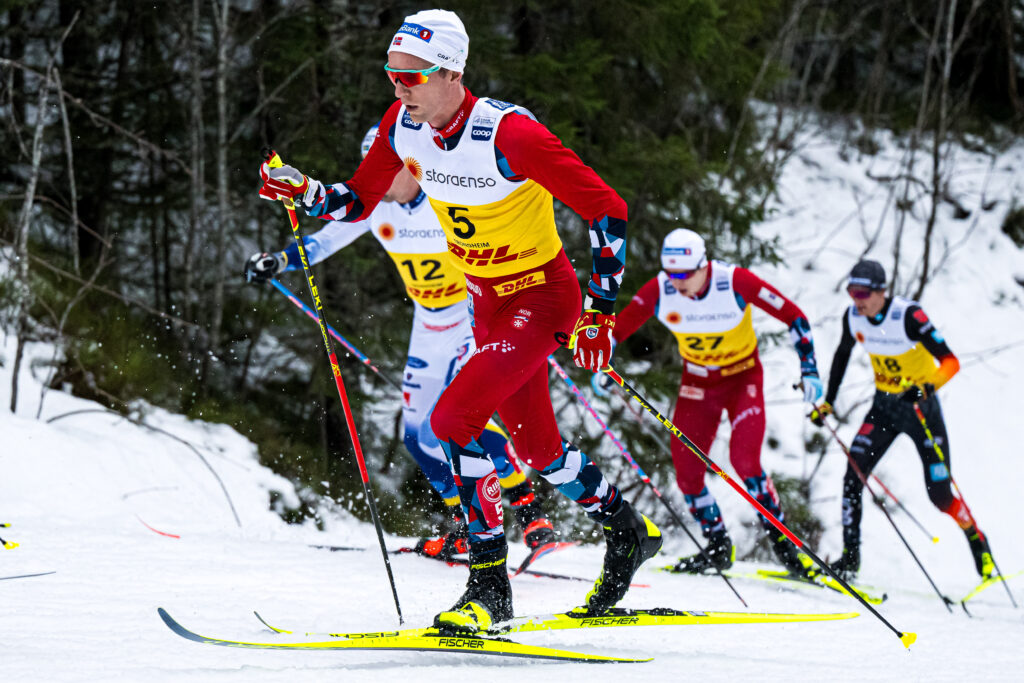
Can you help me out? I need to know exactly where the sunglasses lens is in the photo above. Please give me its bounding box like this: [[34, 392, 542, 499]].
[[668, 270, 695, 280], [847, 287, 872, 299], [387, 69, 429, 88]]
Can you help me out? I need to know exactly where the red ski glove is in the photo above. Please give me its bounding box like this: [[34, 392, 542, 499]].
[[258, 161, 311, 202], [570, 310, 615, 371]]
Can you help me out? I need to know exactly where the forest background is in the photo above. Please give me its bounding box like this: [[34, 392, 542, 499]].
[[2, 0, 1022, 544]]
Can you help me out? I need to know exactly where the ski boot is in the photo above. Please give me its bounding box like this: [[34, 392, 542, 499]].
[[667, 530, 734, 574], [828, 545, 860, 582], [414, 509, 469, 561], [968, 530, 994, 579], [433, 539, 514, 634], [770, 532, 816, 578], [508, 481, 557, 549], [580, 500, 663, 615]]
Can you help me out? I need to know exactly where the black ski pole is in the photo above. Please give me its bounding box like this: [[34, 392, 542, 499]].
[[263, 149, 404, 624], [820, 418, 954, 612], [579, 354, 916, 647]]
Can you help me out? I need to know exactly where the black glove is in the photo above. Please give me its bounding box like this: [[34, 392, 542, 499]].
[[809, 401, 832, 427], [244, 251, 283, 284], [899, 383, 935, 404]]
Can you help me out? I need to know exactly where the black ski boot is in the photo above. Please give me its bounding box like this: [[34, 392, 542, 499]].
[[967, 530, 994, 579], [667, 530, 734, 574], [828, 545, 860, 582], [770, 532, 816, 578], [415, 509, 469, 561], [508, 481, 557, 549], [433, 539, 514, 634], [580, 500, 663, 615]]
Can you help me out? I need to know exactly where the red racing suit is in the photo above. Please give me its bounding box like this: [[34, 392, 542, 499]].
[[307, 89, 627, 471], [615, 261, 818, 496]]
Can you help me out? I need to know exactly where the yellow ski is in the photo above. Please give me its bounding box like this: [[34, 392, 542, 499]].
[[159, 608, 648, 663], [253, 606, 858, 639]]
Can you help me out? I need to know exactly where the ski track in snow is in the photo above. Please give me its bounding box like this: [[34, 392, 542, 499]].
[[3, 126, 1024, 681]]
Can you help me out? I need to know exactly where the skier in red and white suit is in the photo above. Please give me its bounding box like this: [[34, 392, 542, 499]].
[[610, 228, 823, 576], [256, 9, 661, 632]]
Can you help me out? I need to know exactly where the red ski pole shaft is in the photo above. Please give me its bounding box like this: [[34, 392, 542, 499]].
[[264, 149, 404, 624]]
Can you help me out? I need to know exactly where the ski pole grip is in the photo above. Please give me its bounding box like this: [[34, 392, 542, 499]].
[[262, 147, 283, 168]]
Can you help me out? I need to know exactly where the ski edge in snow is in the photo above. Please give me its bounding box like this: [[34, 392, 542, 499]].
[[158, 608, 650, 663], [0, 570, 56, 581]]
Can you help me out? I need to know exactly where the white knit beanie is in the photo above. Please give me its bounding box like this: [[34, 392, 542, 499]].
[[661, 228, 707, 270], [387, 9, 469, 73]]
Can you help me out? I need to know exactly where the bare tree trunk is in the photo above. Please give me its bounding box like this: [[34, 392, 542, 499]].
[[11, 65, 53, 413], [856, 1, 894, 129], [891, 2, 944, 292], [183, 0, 205, 332], [915, 0, 984, 299], [915, 0, 959, 299], [53, 67, 79, 276], [1002, 0, 1023, 118], [11, 14, 78, 413], [148, 157, 162, 311], [207, 0, 232, 381]]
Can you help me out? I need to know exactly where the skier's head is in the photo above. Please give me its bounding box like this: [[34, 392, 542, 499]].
[[847, 259, 887, 317], [661, 228, 709, 297], [385, 10, 468, 126]]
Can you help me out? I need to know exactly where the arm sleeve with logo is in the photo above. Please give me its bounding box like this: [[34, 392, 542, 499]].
[[903, 304, 959, 390], [494, 112, 628, 314], [824, 313, 856, 405], [612, 277, 660, 344], [279, 219, 372, 271], [732, 267, 818, 375], [304, 101, 406, 223]]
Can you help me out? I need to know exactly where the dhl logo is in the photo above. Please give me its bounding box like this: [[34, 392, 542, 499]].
[[407, 282, 465, 300], [691, 350, 743, 364], [448, 242, 538, 267], [494, 272, 546, 296]]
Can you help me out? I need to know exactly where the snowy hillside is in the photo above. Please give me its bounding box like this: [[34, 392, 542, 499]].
[[3, 127, 1024, 682]]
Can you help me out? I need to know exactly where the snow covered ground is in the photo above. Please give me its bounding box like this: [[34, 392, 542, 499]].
[[3, 127, 1024, 681]]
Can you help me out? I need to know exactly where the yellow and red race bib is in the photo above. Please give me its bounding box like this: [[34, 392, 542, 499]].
[[429, 181, 562, 278]]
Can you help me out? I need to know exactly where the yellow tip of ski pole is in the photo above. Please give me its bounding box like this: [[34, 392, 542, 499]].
[[932, 536, 940, 544], [3, 541, 18, 550], [899, 631, 917, 648]]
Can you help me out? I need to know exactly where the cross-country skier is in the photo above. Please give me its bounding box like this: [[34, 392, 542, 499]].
[[605, 228, 822, 576], [810, 259, 994, 580], [245, 125, 557, 560], [256, 9, 661, 633]]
